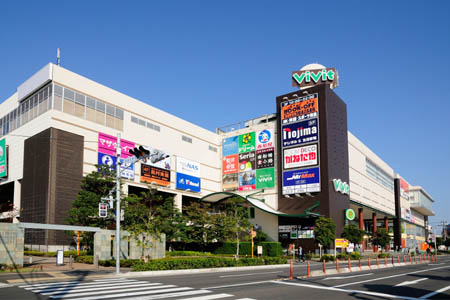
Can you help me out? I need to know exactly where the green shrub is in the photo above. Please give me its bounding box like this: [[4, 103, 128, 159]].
[[320, 254, 336, 262], [213, 242, 252, 255], [257, 242, 283, 257], [75, 256, 93, 264], [378, 253, 390, 258], [350, 251, 362, 260], [25, 250, 87, 257], [167, 251, 212, 257], [336, 253, 348, 260]]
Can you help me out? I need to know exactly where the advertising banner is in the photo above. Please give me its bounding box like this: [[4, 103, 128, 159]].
[[238, 151, 256, 172], [223, 173, 238, 191], [256, 148, 274, 169], [400, 178, 410, 200], [238, 170, 256, 191], [98, 132, 135, 158], [140, 146, 171, 170], [238, 132, 255, 153], [281, 93, 318, 124], [282, 167, 321, 194], [283, 144, 318, 169], [97, 153, 134, 179], [256, 167, 275, 189], [255, 129, 274, 150], [0, 139, 6, 178], [177, 157, 200, 178], [222, 154, 239, 174], [176, 172, 201, 192], [222, 136, 239, 156], [141, 164, 170, 186], [282, 118, 318, 147]]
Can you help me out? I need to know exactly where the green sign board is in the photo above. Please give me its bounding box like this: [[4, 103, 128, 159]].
[[345, 209, 356, 221], [333, 179, 349, 195], [238, 132, 255, 153], [256, 167, 275, 189], [0, 139, 6, 178]]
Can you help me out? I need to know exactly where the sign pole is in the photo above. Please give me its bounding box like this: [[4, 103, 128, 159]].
[[116, 133, 121, 275]]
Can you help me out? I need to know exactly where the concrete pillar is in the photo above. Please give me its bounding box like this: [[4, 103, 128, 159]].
[[359, 208, 365, 251], [372, 213, 377, 252], [384, 216, 389, 251]]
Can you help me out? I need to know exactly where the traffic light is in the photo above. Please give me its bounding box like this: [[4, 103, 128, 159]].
[[129, 146, 150, 162], [99, 203, 108, 218]]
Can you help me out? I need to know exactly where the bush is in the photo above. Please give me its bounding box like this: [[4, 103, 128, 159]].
[[336, 253, 348, 260], [320, 254, 336, 262], [75, 256, 93, 264], [258, 242, 283, 257], [378, 253, 390, 258], [350, 251, 362, 260], [167, 251, 213, 257], [213, 242, 253, 255], [24, 250, 88, 257]]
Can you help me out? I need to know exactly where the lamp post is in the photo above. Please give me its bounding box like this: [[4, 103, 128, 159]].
[[116, 133, 121, 275]]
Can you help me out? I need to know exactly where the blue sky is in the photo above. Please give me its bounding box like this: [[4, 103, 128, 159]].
[[1, 1, 449, 228]]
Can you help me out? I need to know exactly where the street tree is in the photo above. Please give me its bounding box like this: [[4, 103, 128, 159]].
[[342, 223, 365, 245], [372, 228, 391, 250], [314, 217, 336, 252]]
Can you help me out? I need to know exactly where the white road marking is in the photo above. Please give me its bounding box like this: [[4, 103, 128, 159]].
[[428, 263, 444, 266], [333, 264, 450, 288], [219, 271, 282, 278], [419, 284, 450, 299], [23, 279, 135, 289], [206, 280, 272, 289], [395, 278, 428, 287], [180, 294, 234, 300], [40, 282, 162, 295], [112, 289, 211, 300], [323, 273, 374, 280], [19, 280, 82, 288]]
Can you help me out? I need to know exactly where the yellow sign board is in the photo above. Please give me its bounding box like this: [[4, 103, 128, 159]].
[[335, 238, 349, 248]]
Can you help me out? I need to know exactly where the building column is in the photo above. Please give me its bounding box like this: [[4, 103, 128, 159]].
[[359, 208, 365, 251], [384, 216, 389, 251], [372, 213, 377, 252]]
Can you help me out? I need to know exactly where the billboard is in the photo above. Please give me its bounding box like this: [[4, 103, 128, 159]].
[[223, 173, 238, 191], [281, 93, 318, 124], [238, 170, 256, 191], [256, 129, 274, 150], [97, 153, 134, 179], [256, 148, 274, 169], [400, 178, 410, 200], [141, 164, 170, 186], [0, 139, 6, 178], [98, 132, 135, 158], [222, 154, 239, 174], [222, 136, 238, 156], [238, 132, 255, 153], [256, 168, 275, 189], [238, 151, 256, 172], [282, 167, 321, 194], [283, 144, 318, 169], [282, 118, 318, 147], [176, 157, 201, 192]]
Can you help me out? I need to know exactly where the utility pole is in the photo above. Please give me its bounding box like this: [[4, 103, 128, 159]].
[[115, 133, 121, 275]]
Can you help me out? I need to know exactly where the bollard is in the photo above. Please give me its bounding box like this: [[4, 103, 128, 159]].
[[289, 260, 293, 280], [376, 256, 380, 267], [336, 259, 340, 273], [384, 256, 387, 266], [29, 256, 33, 264], [435, 255, 438, 262], [307, 260, 311, 278], [368, 257, 371, 269], [410, 255, 412, 264], [323, 260, 326, 275], [397, 256, 400, 264], [392, 256, 394, 266], [404, 255, 406, 264], [348, 258, 351, 272], [69, 255, 73, 269], [415, 255, 417, 264], [94, 255, 99, 269], [358, 258, 362, 270], [40, 265, 43, 271], [419, 254, 422, 263]]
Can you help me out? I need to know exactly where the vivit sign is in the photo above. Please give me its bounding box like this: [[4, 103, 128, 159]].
[[292, 68, 338, 89]]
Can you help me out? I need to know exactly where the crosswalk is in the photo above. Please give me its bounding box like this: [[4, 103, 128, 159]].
[[18, 278, 257, 300]]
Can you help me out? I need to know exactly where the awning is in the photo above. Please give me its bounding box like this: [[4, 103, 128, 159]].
[[200, 191, 320, 218]]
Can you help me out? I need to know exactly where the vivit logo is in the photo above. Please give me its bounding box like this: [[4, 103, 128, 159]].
[[292, 68, 337, 88], [333, 179, 349, 195]]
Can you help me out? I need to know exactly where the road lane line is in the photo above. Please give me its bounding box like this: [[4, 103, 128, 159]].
[[419, 284, 450, 299], [40, 282, 162, 295], [333, 264, 450, 288], [206, 280, 273, 290], [395, 278, 428, 287], [179, 294, 233, 300], [219, 271, 282, 278], [323, 273, 374, 280], [24, 279, 136, 290]]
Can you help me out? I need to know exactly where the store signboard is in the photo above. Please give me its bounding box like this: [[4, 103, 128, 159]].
[[282, 119, 318, 147], [238, 132, 255, 153], [283, 144, 318, 169], [238, 170, 256, 191], [141, 164, 170, 186], [256, 148, 274, 169], [400, 178, 410, 200], [0, 139, 6, 178], [223, 173, 238, 191], [98, 132, 135, 158], [256, 167, 275, 189], [238, 151, 256, 172], [222, 154, 239, 174], [222, 136, 239, 156], [177, 157, 200, 178], [176, 173, 201, 192], [281, 93, 318, 124], [255, 129, 274, 150], [292, 68, 338, 89], [278, 225, 291, 233], [282, 167, 320, 195], [97, 153, 135, 179]]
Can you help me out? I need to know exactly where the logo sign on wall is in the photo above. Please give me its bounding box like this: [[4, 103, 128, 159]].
[[256, 168, 275, 189], [238, 152, 256, 172], [222, 136, 239, 157], [292, 68, 338, 89], [176, 157, 201, 192], [0, 139, 6, 178], [282, 167, 321, 194], [222, 154, 239, 174], [141, 164, 170, 186], [97, 153, 135, 180], [98, 133, 135, 158], [239, 170, 256, 191], [282, 119, 318, 147], [283, 144, 318, 169], [345, 209, 356, 221], [256, 129, 274, 150], [333, 179, 349, 195], [256, 148, 274, 169], [223, 173, 238, 191], [400, 178, 410, 200], [238, 132, 255, 153], [281, 94, 318, 125]]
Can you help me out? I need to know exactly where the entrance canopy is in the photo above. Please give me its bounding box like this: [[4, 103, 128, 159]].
[[200, 191, 317, 217]]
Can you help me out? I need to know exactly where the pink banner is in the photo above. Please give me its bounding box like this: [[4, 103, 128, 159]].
[[98, 132, 135, 158]]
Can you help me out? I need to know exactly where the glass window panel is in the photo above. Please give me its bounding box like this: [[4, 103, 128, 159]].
[[39, 99, 47, 115], [86, 97, 95, 108], [86, 107, 96, 122], [131, 116, 138, 123], [96, 101, 105, 112], [154, 125, 160, 132], [63, 99, 75, 114], [115, 108, 123, 120], [146, 122, 154, 129], [39, 90, 44, 103], [64, 88, 74, 100], [95, 111, 105, 125], [54, 95, 63, 111], [43, 87, 48, 100], [74, 102, 84, 118], [75, 93, 85, 105], [106, 114, 115, 127], [115, 118, 123, 131], [106, 104, 115, 116], [54, 84, 63, 96], [138, 119, 145, 126]]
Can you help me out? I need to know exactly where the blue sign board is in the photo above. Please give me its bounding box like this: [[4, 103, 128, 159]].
[[281, 118, 318, 147], [176, 172, 201, 192], [222, 136, 239, 156], [98, 152, 134, 180], [282, 167, 321, 194]]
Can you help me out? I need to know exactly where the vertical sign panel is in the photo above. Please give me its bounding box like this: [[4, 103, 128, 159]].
[[0, 139, 6, 178]]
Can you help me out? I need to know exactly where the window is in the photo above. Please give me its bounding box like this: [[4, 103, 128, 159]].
[[131, 116, 138, 124], [365, 159, 394, 191], [138, 119, 145, 126], [182, 135, 192, 143], [95, 101, 105, 125], [63, 88, 75, 114], [208, 145, 218, 152]]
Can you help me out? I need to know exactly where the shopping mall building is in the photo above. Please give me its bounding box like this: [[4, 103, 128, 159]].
[[0, 63, 435, 252]]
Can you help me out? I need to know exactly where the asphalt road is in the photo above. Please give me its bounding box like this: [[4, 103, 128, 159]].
[[1, 256, 449, 300]]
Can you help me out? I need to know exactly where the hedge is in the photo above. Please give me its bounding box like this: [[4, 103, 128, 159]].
[[25, 250, 88, 257], [167, 251, 213, 257], [132, 256, 287, 271], [74, 256, 138, 267], [168, 242, 283, 257]]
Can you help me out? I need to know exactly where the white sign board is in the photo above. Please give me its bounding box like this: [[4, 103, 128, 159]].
[[257, 246, 263, 255], [177, 157, 201, 177], [56, 250, 64, 266], [283, 144, 318, 169]]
